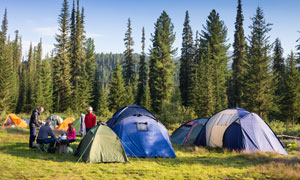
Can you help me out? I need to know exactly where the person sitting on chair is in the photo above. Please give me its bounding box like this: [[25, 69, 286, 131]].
[[36, 120, 57, 152], [67, 123, 76, 146]]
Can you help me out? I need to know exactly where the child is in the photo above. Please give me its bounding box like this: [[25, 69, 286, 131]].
[[67, 123, 76, 146]]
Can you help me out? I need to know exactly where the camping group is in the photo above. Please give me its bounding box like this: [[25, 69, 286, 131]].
[[2, 105, 287, 163]]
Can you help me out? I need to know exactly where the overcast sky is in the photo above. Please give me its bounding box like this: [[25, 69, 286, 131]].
[[1, 0, 300, 58]]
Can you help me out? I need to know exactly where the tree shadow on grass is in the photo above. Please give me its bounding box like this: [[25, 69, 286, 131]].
[[0, 142, 79, 163], [0, 127, 29, 135]]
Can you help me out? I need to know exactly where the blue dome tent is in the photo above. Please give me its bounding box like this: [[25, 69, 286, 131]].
[[194, 108, 287, 155], [107, 105, 176, 158]]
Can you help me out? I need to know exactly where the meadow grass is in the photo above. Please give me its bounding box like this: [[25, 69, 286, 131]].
[[0, 128, 300, 180]]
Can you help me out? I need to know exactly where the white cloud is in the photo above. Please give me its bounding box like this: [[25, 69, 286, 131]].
[[86, 32, 104, 38], [34, 26, 58, 36]]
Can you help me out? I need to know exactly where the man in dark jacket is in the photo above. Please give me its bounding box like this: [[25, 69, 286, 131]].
[[29, 107, 44, 148]]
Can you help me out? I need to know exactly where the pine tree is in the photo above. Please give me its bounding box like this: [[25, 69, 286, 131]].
[[243, 7, 273, 118], [282, 52, 300, 125], [33, 39, 44, 108], [16, 62, 25, 113], [85, 38, 97, 105], [126, 85, 135, 105], [201, 9, 229, 112], [179, 10, 194, 107], [229, 0, 247, 107], [11, 31, 22, 111], [136, 27, 148, 105], [142, 82, 151, 110], [97, 84, 110, 118], [123, 18, 135, 86], [193, 43, 215, 117], [108, 60, 126, 112], [189, 31, 201, 110], [0, 9, 12, 112], [272, 38, 285, 118], [77, 5, 91, 112], [53, 0, 73, 112], [23, 43, 34, 112], [149, 11, 176, 112], [70, 0, 90, 112], [92, 62, 101, 111], [40, 55, 54, 112]]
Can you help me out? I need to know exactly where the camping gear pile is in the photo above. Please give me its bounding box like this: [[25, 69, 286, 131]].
[[55, 117, 75, 131], [46, 115, 63, 129]]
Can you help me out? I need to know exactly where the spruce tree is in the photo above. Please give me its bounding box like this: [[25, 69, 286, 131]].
[[0, 9, 12, 112], [40, 55, 53, 112], [136, 27, 148, 105], [149, 11, 176, 112], [282, 52, 300, 125], [97, 84, 110, 118], [85, 38, 96, 105], [78, 5, 91, 112], [53, 0, 73, 112], [108, 60, 126, 112], [201, 9, 229, 112], [179, 10, 194, 107], [123, 18, 135, 86], [11, 31, 22, 111], [193, 43, 215, 117], [33, 40, 44, 108], [272, 38, 285, 118], [126, 85, 135, 105], [70, 0, 90, 112], [230, 0, 247, 107], [142, 82, 151, 110], [16, 63, 25, 113], [92, 62, 101, 111], [24, 43, 34, 112], [243, 7, 273, 118]]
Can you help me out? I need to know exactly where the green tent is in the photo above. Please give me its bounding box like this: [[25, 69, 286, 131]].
[[75, 124, 128, 163], [74, 114, 86, 136], [73, 118, 81, 136]]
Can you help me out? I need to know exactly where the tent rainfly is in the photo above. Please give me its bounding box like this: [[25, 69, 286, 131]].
[[2, 114, 28, 128], [75, 123, 128, 163], [194, 108, 288, 155]]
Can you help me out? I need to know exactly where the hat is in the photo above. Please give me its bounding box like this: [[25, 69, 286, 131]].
[[88, 107, 93, 111]]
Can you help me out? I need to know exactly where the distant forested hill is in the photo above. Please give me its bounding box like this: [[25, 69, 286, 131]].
[[96, 53, 180, 89]]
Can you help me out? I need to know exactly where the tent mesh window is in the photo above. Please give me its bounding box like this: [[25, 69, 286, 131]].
[[217, 114, 233, 126], [5, 117, 13, 126], [136, 122, 148, 131]]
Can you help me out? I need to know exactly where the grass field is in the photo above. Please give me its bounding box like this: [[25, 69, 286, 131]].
[[1, 128, 300, 180]]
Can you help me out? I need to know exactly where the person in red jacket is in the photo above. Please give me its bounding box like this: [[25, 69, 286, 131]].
[[84, 107, 96, 133]]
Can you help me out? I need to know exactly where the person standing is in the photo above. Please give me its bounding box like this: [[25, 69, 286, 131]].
[[29, 106, 44, 148], [84, 107, 96, 133]]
